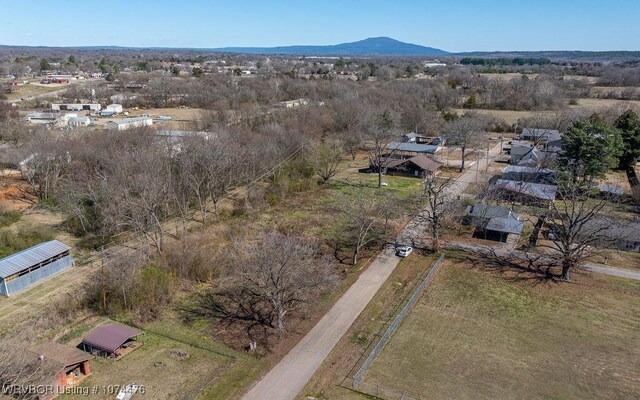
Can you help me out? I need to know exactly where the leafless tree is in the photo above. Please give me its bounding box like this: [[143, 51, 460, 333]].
[[191, 232, 337, 332], [418, 175, 456, 251], [537, 182, 616, 280], [309, 138, 344, 184], [336, 189, 391, 265], [443, 115, 484, 172], [177, 133, 239, 222], [0, 334, 57, 400], [361, 110, 398, 188]]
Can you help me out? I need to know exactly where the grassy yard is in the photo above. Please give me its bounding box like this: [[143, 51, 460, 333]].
[[58, 319, 234, 400], [358, 261, 640, 399], [5, 83, 66, 100]]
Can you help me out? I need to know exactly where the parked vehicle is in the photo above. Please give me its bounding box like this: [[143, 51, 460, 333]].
[[396, 245, 413, 257]]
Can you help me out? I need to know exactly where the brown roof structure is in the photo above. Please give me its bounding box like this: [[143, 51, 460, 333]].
[[380, 154, 442, 173], [82, 323, 142, 354], [407, 154, 442, 173], [29, 342, 90, 368]]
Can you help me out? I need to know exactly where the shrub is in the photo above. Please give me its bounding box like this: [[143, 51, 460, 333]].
[[0, 224, 56, 258]]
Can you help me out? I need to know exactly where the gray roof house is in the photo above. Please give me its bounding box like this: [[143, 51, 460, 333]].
[[387, 142, 442, 155], [492, 179, 558, 202], [464, 204, 524, 243], [0, 240, 73, 297], [502, 165, 556, 184], [521, 128, 562, 143]]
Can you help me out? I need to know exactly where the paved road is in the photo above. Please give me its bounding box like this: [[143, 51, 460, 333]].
[[583, 263, 640, 280], [242, 145, 503, 400], [242, 247, 400, 400], [443, 241, 640, 281]]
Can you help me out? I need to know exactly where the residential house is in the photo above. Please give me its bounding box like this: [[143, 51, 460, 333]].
[[491, 179, 558, 203], [502, 165, 556, 184], [376, 154, 442, 178], [521, 128, 562, 143], [463, 204, 524, 243], [387, 142, 443, 156]]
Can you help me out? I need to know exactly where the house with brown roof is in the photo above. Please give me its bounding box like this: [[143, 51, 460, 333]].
[[377, 154, 442, 178]]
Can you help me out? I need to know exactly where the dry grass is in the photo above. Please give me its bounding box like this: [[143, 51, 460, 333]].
[[5, 83, 67, 100], [358, 261, 640, 400], [59, 324, 233, 400]]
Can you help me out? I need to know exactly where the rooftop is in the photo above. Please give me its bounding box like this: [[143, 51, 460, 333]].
[[503, 165, 555, 175], [107, 116, 152, 125], [387, 142, 441, 154], [485, 217, 525, 235], [29, 342, 90, 367], [466, 204, 521, 220], [493, 179, 558, 201], [0, 240, 71, 279], [82, 323, 142, 353]]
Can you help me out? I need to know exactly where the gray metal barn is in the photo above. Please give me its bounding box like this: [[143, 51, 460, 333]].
[[0, 240, 73, 297]]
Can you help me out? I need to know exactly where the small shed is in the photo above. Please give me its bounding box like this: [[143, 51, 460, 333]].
[[29, 342, 92, 397], [81, 323, 143, 358], [0, 240, 73, 297]]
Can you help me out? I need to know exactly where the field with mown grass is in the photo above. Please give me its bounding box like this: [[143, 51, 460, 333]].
[[358, 260, 640, 399]]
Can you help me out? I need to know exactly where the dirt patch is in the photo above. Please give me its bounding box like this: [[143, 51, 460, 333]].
[[0, 173, 34, 211]]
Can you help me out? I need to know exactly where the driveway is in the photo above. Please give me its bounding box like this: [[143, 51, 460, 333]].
[[241, 248, 400, 400], [242, 145, 503, 400]]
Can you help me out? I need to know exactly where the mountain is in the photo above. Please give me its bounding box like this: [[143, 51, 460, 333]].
[[214, 37, 448, 56]]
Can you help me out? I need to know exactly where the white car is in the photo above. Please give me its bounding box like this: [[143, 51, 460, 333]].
[[396, 245, 413, 258], [116, 383, 139, 400]]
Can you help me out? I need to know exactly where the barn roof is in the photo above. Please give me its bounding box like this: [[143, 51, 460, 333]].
[[0, 240, 71, 279], [82, 324, 142, 354]]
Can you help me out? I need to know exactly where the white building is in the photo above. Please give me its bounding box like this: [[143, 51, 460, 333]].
[[105, 104, 123, 113], [51, 103, 101, 112], [106, 117, 153, 131], [68, 116, 91, 127]]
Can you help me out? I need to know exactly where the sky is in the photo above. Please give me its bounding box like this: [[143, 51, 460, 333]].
[[2, 0, 639, 52]]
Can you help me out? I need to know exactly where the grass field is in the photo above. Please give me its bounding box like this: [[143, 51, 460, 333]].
[[58, 320, 234, 400], [358, 260, 640, 399], [5, 83, 67, 101]]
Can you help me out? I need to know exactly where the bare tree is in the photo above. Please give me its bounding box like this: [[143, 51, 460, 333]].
[[362, 110, 398, 188], [0, 334, 58, 400], [538, 182, 616, 280], [443, 115, 484, 172], [336, 189, 391, 265], [418, 175, 456, 251], [191, 232, 337, 332], [309, 138, 344, 184]]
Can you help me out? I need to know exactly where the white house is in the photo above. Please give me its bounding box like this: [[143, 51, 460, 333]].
[[51, 103, 101, 112], [106, 117, 153, 131]]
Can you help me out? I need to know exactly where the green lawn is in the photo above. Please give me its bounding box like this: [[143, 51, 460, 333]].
[[359, 261, 640, 399]]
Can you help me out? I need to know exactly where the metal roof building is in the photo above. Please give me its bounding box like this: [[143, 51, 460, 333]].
[[387, 142, 442, 154], [0, 240, 73, 297], [82, 323, 143, 357]]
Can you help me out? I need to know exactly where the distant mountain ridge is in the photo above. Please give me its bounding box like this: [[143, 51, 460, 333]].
[[214, 37, 449, 56]]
